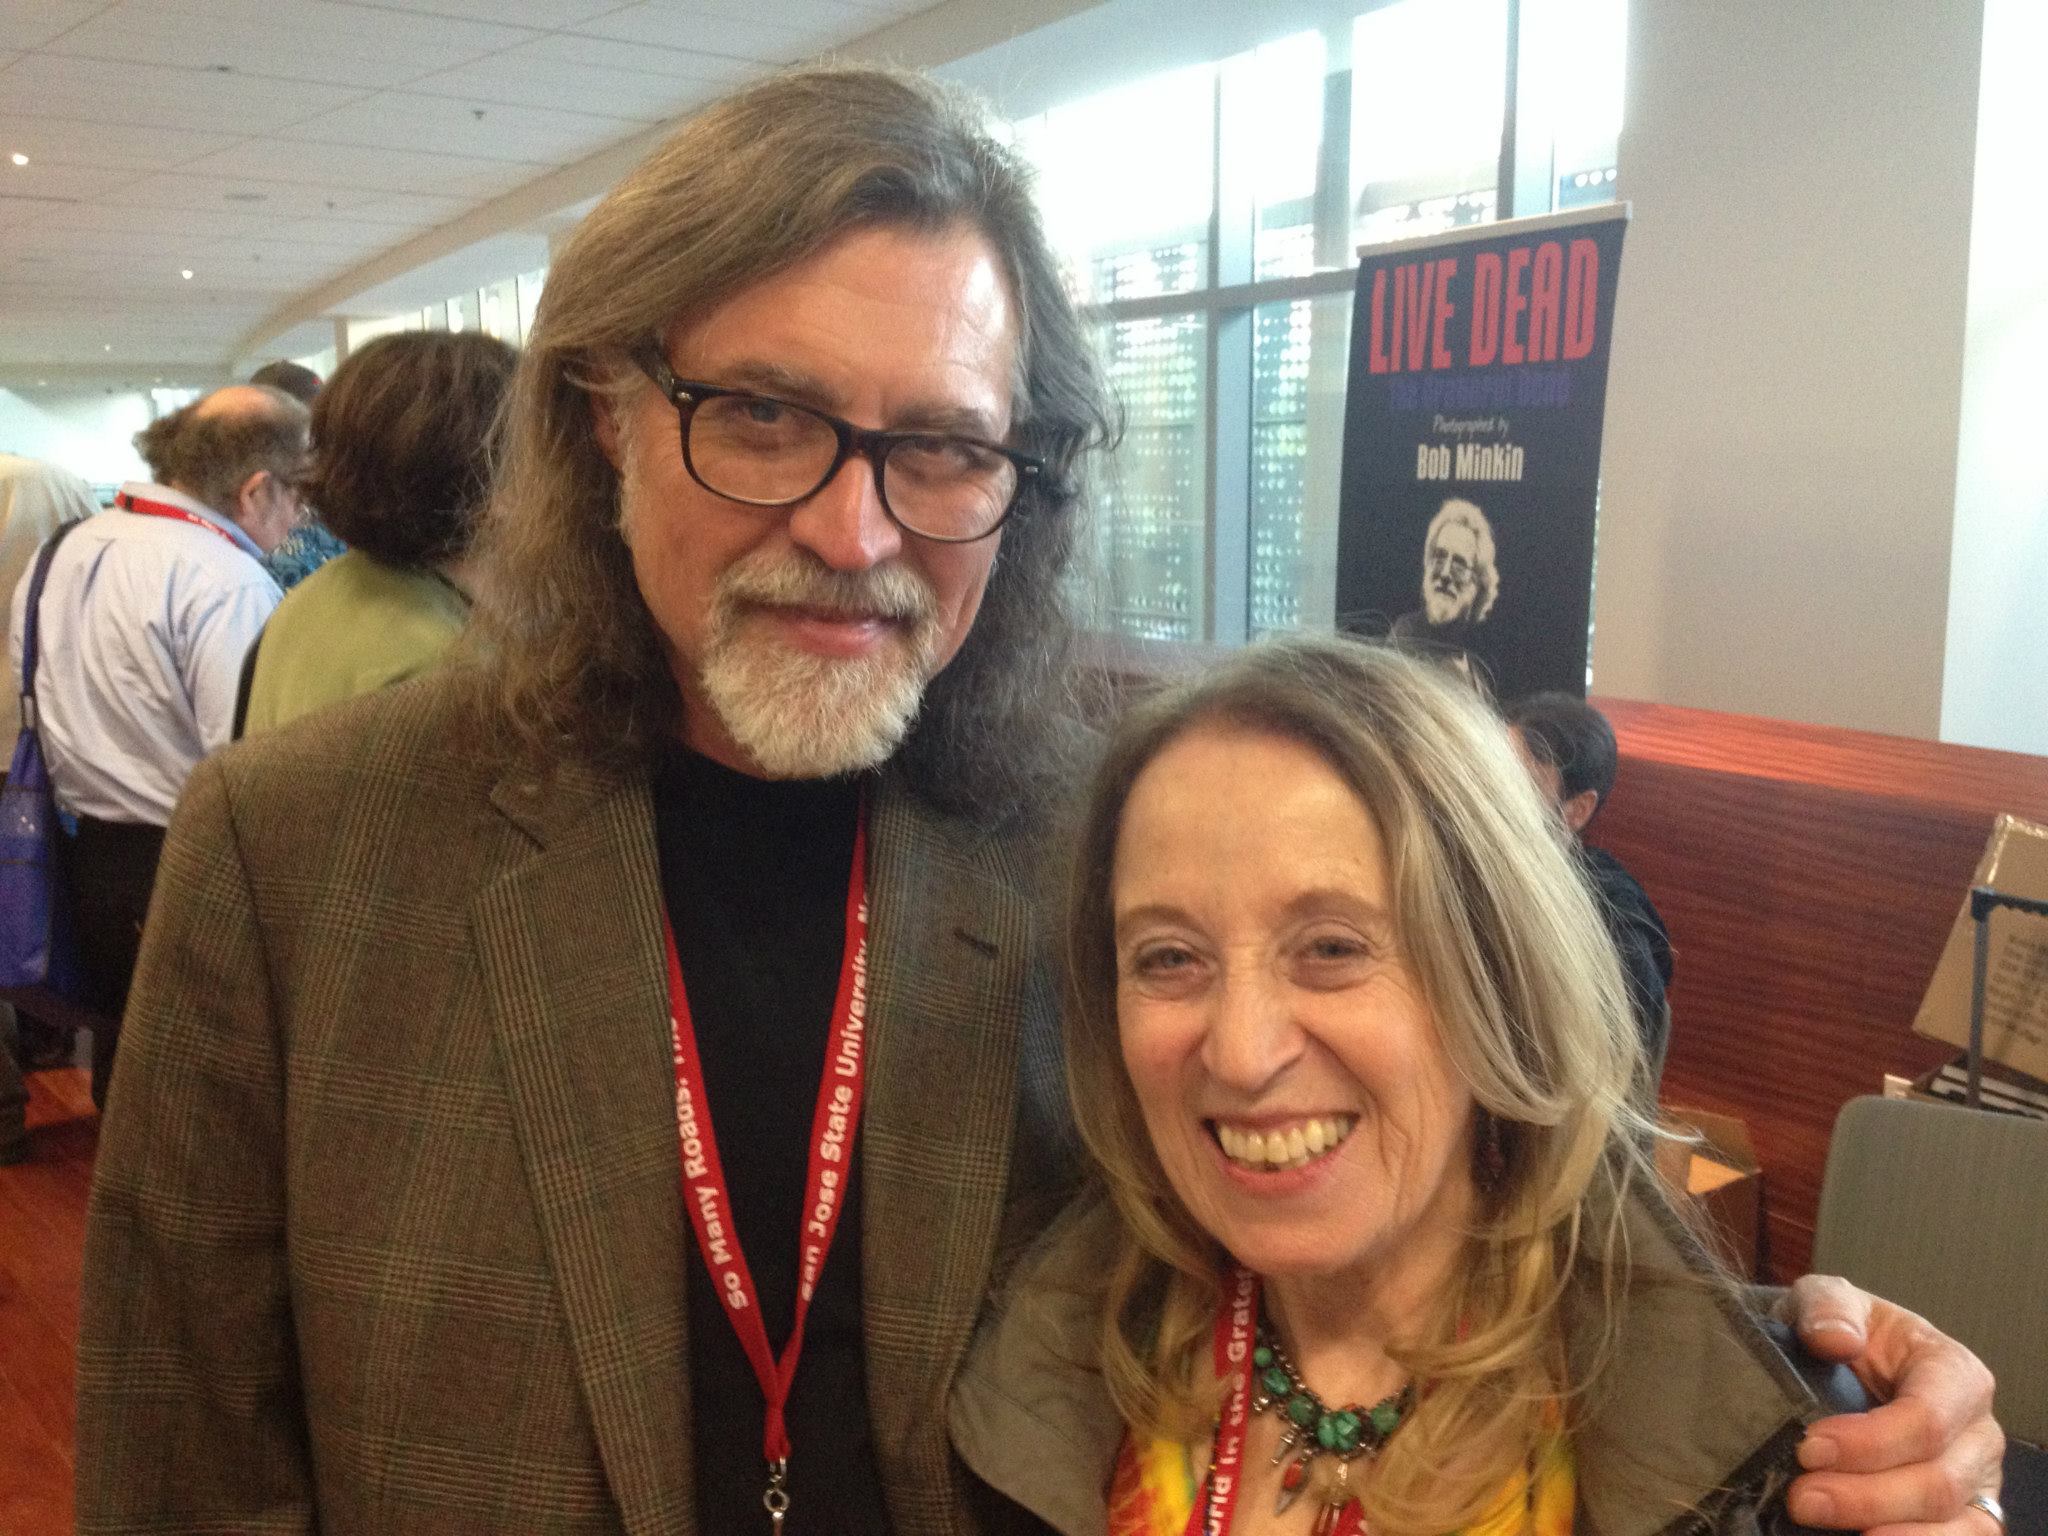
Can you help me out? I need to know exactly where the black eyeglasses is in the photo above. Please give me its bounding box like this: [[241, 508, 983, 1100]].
[[633, 347, 1042, 544]]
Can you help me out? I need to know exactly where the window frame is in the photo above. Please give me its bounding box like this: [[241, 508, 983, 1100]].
[[1072, 0, 1607, 645]]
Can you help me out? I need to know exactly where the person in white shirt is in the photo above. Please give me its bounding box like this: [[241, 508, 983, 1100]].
[[6, 384, 307, 1104], [0, 452, 101, 1160]]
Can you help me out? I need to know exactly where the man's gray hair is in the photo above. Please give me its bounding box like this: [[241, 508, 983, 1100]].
[[472, 65, 1117, 825], [134, 386, 309, 517]]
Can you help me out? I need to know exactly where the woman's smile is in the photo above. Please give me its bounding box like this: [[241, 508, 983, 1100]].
[[1113, 721, 1476, 1285]]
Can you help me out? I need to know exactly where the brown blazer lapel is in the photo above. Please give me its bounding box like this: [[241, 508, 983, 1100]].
[[861, 782, 1042, 1536], [473, 763, 697, 1536]]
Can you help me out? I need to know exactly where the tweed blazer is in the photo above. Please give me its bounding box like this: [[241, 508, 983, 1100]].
[[74, 668, 1077, 1536]]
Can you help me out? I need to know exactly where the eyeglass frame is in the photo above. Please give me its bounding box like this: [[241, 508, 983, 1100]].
[[630, 345, 1044, 545]]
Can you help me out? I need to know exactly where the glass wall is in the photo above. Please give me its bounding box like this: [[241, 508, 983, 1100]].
[[1013, 0, 1624, 644], [1350, 0, 1507, 245], [1094, 314, 1208, 640], [339, 266, 548, 364], [479, 276, 520, 344], [1017, 64, 1216, 309]]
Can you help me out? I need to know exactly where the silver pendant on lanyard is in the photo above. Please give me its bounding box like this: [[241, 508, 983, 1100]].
[[763, 1457, 790, 1532]]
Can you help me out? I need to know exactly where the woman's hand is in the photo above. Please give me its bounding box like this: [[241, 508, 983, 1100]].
[[1777, 1276, 2004, 1536]]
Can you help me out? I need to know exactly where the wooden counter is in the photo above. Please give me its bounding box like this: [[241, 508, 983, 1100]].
[[1590, 700, 2048, 1280]]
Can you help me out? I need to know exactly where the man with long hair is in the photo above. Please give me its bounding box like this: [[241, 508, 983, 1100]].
[[1391, 496, 1499, 683], [75, 67, 2004, 1536]]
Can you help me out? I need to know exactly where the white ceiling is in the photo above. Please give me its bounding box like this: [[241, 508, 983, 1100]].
[[0, 0, 945, 378]]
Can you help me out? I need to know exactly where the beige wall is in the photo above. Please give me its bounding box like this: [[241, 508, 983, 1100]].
[[1594, 0, 1983, 740]]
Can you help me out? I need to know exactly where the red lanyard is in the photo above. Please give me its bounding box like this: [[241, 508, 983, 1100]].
[[663, 812, 870, 1532], [1190, 1268, 1364, 1536], [116, 489, 241, 550]]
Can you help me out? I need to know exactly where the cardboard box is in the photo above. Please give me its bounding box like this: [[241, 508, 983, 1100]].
[[1654, 1107, 1763, 1279], [1913, 814, 2048, 1083]]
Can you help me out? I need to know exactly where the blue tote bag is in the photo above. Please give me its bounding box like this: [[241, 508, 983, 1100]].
[[1, 517, 86, 999]]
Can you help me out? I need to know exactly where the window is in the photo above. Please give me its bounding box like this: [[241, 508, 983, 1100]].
[[1251, 292, 1350, 635], [480, 277, 520, 344], [1523, 0, 1626, 209], [516, 268, 547, 345], [343, 312, 420, 351], [1016, 64, 1216, 308], [1013, 0, 1625, 644], [1350, 0, 1507, 245], [1093, 314, 1208, 639]]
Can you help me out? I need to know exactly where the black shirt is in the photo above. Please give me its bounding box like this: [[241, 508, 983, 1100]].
[[1580, 842, 1675, 1072], [653, 745, 894, 1536]]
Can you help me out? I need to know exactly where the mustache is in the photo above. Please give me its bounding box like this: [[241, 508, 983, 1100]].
[[716, 552, 940, 626]]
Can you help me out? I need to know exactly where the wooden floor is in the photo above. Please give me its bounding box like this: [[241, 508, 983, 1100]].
[[1, 1068, 97, 1536]]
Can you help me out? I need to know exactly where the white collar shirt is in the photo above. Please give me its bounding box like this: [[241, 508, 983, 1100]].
[[7, 481, 281, 825]]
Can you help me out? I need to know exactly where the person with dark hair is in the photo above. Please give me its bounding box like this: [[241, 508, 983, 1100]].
[[80, 65, 1115, 1536], [240, 331, 515, 734], [246, 360, 352, 589], [1507, 688, 1617, 827], [76, 66, 2001, 1536], [1506, 691, 1675, 1083], [247, 358, 323, 405], [7, 384, 305, 1104]]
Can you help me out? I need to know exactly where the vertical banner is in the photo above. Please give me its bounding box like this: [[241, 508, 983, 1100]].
[[1335, 205, 1628, 703]]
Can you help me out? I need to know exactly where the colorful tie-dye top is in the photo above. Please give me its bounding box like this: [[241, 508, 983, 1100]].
[[1105, 1422, 1575, 1536]]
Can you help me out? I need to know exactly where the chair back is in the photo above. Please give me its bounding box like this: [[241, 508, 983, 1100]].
[[1814, 1096, 2048, 1445]]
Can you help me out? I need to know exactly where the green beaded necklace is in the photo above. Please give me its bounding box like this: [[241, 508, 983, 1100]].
[[1249, 1319, 1414, 1519]]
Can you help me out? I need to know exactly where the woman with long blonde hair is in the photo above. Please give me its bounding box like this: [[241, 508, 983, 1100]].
[[953, 635, 1855, 1536]]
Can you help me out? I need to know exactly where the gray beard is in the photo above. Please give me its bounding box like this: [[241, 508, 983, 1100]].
[[697, 551, 943, 779], [1425, 588, 1472, 626]]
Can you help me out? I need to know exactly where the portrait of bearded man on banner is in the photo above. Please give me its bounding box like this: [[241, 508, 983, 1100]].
[[1391, 495, 1499, 682]]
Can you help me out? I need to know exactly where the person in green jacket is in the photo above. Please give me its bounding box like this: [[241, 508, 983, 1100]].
[[240, 329, 515, 735]]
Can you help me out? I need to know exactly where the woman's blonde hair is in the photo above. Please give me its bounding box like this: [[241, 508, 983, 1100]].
[[1063, 635, 1657, 1535]]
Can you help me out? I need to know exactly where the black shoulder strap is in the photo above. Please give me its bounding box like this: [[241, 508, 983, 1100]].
[[231, 622, 264, 742], [19, 515, 88, 728]]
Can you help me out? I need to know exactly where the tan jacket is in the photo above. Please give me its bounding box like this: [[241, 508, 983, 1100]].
[[75, 668, 1075, 1536], [950, 1192, 1851, 1536]]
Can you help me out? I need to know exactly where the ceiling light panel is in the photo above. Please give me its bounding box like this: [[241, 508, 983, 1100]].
[[0, 0, 959, 371], [278, 91, 643, 164], [4, 54, 364, 135], [324, 0, 626, 26], [0, 161, 148, 202], [0, 115, 243, 173], [0, 0, 112, 52], [404, 51, 708, 120], [186, 137, 549, 199], [566, 2, 863, 62], [492, 30, 761, 84], [94, 172, 399, 219], [46, 0, 534, 91]]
